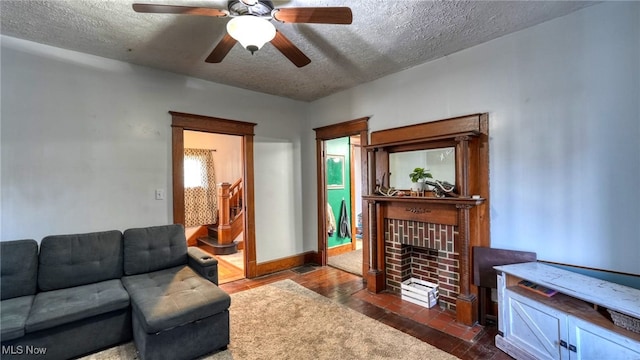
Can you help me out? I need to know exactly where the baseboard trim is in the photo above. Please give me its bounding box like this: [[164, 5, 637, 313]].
[[328, 242, 354, 257], [255, 251, 318, 277]]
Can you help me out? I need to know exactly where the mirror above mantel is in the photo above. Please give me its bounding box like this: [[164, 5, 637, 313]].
[[389, 147, 456, 190]]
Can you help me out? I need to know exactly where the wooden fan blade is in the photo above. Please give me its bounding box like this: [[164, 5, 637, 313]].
[[273, 7, 352, 24], [132, 4, 227, 17], [271, 30, 311, 68], [205, 34, 237, 63]]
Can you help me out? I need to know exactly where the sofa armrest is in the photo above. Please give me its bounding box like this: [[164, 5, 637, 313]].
[[187, 247, 219, 285]]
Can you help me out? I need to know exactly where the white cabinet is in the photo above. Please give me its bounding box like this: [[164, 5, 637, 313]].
[[495, 262, 640, 360], [502, 288, 567, 359], [569, 316, 640, 360]]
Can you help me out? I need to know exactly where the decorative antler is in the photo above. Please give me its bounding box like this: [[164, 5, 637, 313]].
[[375, 184, 399, 197], [425, 179, 458, 198]]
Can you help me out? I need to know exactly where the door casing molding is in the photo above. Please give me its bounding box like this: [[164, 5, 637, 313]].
[[313, 117, 369, 268], [170, 111, 258, 278]]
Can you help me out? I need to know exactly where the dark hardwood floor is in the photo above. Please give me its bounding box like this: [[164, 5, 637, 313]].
[[219, 266, 513, 360]]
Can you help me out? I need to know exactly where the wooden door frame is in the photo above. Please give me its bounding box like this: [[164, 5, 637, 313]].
[[349, 136, 360, 250], [313, 117, 369, 267], [170, 111, 258, 278]]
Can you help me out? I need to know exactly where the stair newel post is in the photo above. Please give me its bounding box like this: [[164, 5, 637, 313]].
[[218, 182, 232, 245]]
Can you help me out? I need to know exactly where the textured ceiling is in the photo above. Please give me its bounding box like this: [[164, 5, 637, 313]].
[[0, 0, 596, 101]]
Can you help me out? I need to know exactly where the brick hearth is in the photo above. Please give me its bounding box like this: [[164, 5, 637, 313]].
[[384, 219, 460, 310]]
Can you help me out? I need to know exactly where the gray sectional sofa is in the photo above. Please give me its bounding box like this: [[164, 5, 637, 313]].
[[0, 224, 230, 360]]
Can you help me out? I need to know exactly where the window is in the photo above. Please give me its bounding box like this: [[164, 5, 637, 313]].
[[183, 148, 217, 226], [184, 158, 204, 188]]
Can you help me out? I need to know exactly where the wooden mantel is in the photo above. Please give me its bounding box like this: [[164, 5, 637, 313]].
[[362, 195, 484, 206], [362, 195, 484, 229], [363, 114, 490, 326]]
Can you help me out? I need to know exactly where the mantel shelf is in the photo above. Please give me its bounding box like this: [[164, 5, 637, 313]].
[[363, 195, 485, 206]]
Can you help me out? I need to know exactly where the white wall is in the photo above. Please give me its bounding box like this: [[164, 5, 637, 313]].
[[254, 140, 303, 262], [0, 35, 305, 265], [303, 2, 640, 275]]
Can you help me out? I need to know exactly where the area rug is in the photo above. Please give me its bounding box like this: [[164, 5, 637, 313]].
[[328, 249, 363, 276], [81, 279, 458, 360]]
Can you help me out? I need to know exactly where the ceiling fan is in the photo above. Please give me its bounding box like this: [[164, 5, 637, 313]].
[[132, 0, 353, 67]]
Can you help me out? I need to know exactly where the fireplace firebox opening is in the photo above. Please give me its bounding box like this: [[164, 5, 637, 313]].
[[384, 219, 460, 310]]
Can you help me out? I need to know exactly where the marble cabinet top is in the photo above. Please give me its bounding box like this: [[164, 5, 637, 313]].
[[494, 262, 640, 319]]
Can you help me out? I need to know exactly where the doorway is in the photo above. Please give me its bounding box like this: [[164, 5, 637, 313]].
[[170, 111, 258, 282], [183, 130, 245, 283], [324, 136, 363, 275], [314, 118, 369, 276]]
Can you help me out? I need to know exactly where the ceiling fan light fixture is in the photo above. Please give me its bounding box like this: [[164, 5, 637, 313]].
[[226, 15, 276, 54]]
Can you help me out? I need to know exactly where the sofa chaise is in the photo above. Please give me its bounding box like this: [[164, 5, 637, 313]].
[[0, 224, 230, 360], [121, 225, 230, 360]]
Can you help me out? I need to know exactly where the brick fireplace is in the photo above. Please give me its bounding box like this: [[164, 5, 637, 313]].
[[362, 113, 490, 326], [384, 219, 460, 310]]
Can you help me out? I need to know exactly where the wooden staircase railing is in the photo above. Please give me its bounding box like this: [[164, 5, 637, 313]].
[[217, 178, 243, 246], [197, 178, 243, 255]]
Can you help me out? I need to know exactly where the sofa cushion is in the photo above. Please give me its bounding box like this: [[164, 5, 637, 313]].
[[1, 239, 38, 299], [123, 224, 188, 276], [38, 230, 123, 291], [1, 295, 34, 341], [25, 279, 130, 333], [122, 265, 230, 333]]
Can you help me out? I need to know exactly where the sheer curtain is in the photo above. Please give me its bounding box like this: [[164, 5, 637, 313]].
[[184, 148, 218, 227]]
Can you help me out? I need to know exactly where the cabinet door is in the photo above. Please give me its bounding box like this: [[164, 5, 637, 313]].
[[505, 289, 569, 360], [569, 316, 640, 360]]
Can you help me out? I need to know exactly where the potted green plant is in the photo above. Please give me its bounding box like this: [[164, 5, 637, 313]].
[[409, 167, 432, 192]]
